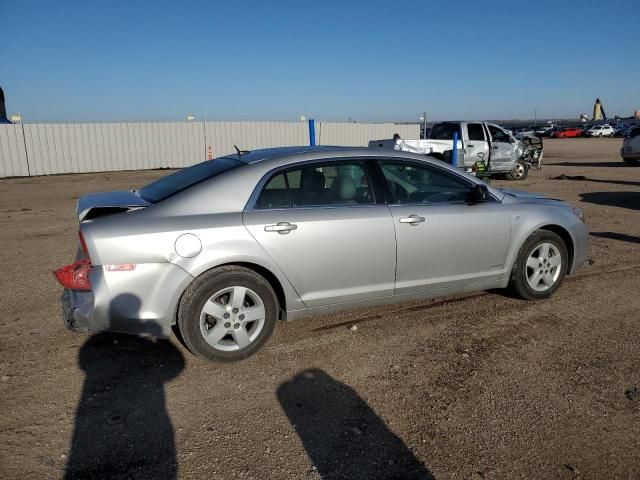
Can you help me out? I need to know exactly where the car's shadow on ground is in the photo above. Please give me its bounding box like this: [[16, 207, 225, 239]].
[[277, 368, 435, 479], [579, 191, 640, 211], [590, 231, 640, 244], [548, 161, 633, 168], [64, 333, 184, 480], [550, 175, 640, 188]]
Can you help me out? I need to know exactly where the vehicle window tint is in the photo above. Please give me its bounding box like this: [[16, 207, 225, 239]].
[[488, 125, 510, 143], [288, 162, 373, 207], [429, 123, 462, 140], [138, 157, 243, 203], [285, 169, 301, 189], [467, 123, 485, 141], [256, 173, 289, 209], [380, 161, 472, 204]]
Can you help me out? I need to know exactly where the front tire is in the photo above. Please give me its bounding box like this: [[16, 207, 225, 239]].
[[508, 230, 568, 300], [177, 266, 278, 362], [505, 161, 529, 181]]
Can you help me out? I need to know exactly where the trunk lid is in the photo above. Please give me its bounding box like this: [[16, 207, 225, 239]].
[[76, 190, 150, 222]]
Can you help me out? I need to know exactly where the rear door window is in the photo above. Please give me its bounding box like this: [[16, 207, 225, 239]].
[[256, 172, 289, 209], [255, 161, 374, 209]]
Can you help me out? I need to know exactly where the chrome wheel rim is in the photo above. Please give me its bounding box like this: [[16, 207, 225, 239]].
[[199, 286, 266, 352], [525, 242, 562, 292], [511, 163, 526, 178]]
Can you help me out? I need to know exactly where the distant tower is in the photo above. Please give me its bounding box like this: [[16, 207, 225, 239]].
[[592, 98, 607, 121], [0, 87, 6, 120]]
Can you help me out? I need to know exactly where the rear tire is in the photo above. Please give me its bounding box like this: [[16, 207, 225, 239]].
[[177, 266, 278, 362], [508, 230, 568, 300]]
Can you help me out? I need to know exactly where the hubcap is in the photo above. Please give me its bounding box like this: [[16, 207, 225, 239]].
[[525, 242, 562, 292], [512, 163, 525, 178], [199, 286, 266, 352]]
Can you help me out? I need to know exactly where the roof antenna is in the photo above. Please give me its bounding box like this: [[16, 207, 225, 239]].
[[234, 144, 251, 157]]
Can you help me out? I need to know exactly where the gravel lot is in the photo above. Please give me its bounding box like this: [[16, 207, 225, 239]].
[[1, 138, 638, 479]]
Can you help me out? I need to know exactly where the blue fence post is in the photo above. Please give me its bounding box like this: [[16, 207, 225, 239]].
[[308, 119, 316, 146], [452, 131, 458, 167]]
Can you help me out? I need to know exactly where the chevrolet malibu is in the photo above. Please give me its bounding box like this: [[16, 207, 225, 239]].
[[55, 147, 589, 362]]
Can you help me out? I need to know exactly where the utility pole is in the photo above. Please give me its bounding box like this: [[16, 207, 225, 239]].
[[203, 110, 207, 160]]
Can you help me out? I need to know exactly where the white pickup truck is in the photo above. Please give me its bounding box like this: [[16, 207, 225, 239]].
[[369, 121, 527, 180]]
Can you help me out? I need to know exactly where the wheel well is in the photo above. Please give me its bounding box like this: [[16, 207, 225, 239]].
[[539, 225, 574, 271], [221, 262, 287, 319]]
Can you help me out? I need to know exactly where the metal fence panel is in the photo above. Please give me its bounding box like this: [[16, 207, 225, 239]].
[[1, 121, 421, 177], [317, 122, 419, 146], [0, 124, 29, 177]]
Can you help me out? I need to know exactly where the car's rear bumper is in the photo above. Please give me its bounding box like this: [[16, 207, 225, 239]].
[[61, 288, 95, 333], [60, 262, 194, 338]]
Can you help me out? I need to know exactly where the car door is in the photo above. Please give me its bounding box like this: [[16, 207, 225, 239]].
[[487, 123, 518, 171], [243, 159, 397, 308], [377, 159, 511, 295], [464, 123, 490, 167]]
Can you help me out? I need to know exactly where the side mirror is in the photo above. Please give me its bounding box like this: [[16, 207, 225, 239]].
[[468, 184, 489, 204]]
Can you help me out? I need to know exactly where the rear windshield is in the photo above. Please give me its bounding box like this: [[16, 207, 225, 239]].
[[429, 123, 461, 140], [138, 157, 243, 203]]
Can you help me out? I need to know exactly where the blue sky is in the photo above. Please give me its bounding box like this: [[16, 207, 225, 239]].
[[1, 0, 638, 123]]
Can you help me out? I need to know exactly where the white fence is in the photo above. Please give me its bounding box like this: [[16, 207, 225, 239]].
[[0, 121, 418, 177]]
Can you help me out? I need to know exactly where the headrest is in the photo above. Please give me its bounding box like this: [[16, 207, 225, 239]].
[[300, 170, 325, 192], [332, 175, 357, 201]]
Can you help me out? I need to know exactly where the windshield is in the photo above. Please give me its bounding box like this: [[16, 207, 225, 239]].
[[138, 157, 243, 203]]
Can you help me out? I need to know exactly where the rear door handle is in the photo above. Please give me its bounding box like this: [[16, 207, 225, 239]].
[[399, 215, 425, 225], [265, 222, 298, 234], [467, 144, 474, 147]]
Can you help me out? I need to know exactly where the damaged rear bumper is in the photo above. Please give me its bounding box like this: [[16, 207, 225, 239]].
[[61, 288, 95, 333], [60, 262, 194, 338]]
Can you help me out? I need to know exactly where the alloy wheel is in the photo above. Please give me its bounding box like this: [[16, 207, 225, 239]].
[[525, 242, 562, 292], [199, 286, 266, 351]]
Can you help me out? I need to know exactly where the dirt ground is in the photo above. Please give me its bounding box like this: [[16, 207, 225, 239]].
[[1, 138, 638, 479]]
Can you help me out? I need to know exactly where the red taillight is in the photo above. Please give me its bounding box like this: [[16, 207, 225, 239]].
[[54, 259, 92, 291], [79, 230, 89, 258]]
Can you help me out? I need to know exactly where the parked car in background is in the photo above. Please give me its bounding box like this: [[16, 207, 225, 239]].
[[614, 124, 631, 137], [586, 124, 614, 137], [54, 146, 589, 362], [579, 124, 592, 136], [515, 127, 536, 138], [553, 127, 582, 138], [621, 126, 640, 164], [535, 125, 556, 137]]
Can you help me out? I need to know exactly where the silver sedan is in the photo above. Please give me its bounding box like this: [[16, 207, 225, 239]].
[[56, 147, 589, 361]]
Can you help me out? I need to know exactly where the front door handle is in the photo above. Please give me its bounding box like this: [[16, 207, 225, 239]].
[[265, 222, 298, 234], [399, 215, 425, 226]]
